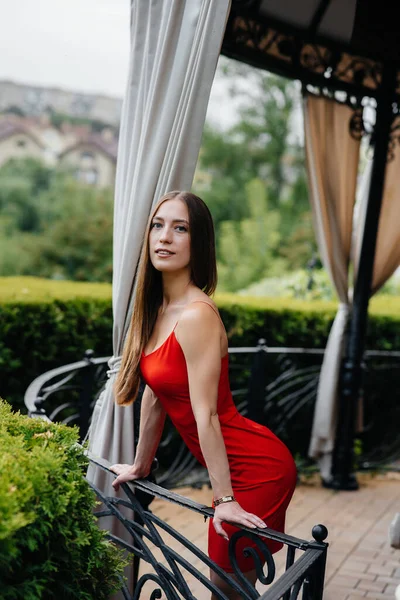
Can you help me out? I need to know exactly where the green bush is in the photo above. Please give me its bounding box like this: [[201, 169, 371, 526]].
[[0, 278, 113, 412], [1, 277, 400, 412], [239, 268, 335, 300], [0, 399, 125, 599]]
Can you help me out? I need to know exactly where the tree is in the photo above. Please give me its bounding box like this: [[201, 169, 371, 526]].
[[0, 158, 114, 282], [226, 67, 300, 208], [198, 59, 304, 208], [196, 125, 257, 228], [0, 158, 53, 232], [196, 59, 314, 285], [24, 180, 113, 282], [217, 178, 283, 291]]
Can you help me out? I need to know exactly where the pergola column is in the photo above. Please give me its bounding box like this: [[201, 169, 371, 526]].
[[331, 62, 398, 490]]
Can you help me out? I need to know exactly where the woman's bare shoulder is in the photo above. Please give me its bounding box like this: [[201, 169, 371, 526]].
[[176, 301, 221, 358], [177, 294, 219, 330], [180, 295, 219, 323]]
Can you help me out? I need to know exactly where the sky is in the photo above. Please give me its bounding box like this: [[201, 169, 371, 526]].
[[0, 0, 238, 128], [1, 0, 131, 97]]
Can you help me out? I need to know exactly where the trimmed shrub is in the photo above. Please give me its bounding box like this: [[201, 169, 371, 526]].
[[1, 277, 400, 412], [0, 278, 113, 412], [0, 400, 125, 599]]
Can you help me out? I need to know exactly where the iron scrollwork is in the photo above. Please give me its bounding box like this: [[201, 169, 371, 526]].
[[222, 10, 400, 159], [222, 13, 385, 97], [229, 530, 276, 594], [87, 455, 328, 600], [24, 345, 400, 486]]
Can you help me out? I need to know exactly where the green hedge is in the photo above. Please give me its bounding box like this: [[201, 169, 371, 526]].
[[0, 399, 125, 599], [1, 278, 113, 411], [1, 277, 400, 412]]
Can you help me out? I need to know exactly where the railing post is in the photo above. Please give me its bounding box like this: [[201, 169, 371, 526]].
[[248, 338, 267, 424], [79, 349, 95, 441], [308, 525, 328, 600]]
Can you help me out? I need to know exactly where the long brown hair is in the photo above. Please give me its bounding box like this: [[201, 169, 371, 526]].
[[115, 190, 217, 406]]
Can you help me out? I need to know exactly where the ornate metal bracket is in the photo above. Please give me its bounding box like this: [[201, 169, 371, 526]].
[[222, 9, 400, 158], [222, 12, 388, 97]]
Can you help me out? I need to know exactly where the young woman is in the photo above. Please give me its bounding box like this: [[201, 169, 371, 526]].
[[110, 191, 297, 599]]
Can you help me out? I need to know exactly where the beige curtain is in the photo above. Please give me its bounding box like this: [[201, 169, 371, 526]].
[[354, 146, 400, 293], [86, 0, 231, 593], [303, 95, 361, 481]]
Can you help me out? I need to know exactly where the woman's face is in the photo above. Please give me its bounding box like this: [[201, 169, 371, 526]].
[[149, 198, 191, 273]]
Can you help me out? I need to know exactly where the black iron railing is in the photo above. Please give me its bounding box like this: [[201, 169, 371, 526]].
[[88, 454, 328, 600], [24, 342, 400, 489]]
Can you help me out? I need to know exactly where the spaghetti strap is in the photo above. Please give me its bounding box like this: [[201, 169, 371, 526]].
[[175, 300, 224, 328], [167, 300, 225, 339]]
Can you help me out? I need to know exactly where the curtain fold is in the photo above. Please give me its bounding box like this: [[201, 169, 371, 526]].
[[86, 0, 231, 592], [354, 146, 400, 294], [303, 95, 361, 481]]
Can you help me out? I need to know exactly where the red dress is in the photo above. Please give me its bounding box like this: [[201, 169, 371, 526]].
[[140, 302, 297, 573]]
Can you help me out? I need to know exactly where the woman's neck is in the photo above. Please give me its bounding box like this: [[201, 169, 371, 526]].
[[161, 270, 193, 308]]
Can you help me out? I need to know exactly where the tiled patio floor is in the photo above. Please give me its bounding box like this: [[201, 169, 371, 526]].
[[138, 472, 400, 599]]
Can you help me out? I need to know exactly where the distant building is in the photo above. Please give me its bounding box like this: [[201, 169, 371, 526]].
[[0, 114, 118, 187], [59, 133, 117, 188], [0, 80, 122, 126], [0, 119, 44, 167]]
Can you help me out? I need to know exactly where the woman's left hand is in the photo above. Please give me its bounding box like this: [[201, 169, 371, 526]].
[[213, 501, 267, 541], [109, 463, 146, 491]]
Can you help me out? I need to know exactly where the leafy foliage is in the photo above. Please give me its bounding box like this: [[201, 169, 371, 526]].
[[0, 159, 113, 282], [0, 278, 113, 411], [240, 268, 335, 300], [217, 178, 283, 290], [0, 158, 53, 233], [1, 63, 315, 291], [48, 110, 117, 134], [194, 61, 314, 289], [2, 277, 400, 413], [0, 400, 125, 599], [0, 276, 111, 303]]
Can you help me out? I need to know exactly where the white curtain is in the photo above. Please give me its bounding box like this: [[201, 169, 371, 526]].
[[86, 0, 231, 592], [303, 95, 361, 481]]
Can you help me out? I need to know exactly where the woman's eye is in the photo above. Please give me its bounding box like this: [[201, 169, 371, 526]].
[[176, 226, 187, 232], [151, 222, 162, 229]]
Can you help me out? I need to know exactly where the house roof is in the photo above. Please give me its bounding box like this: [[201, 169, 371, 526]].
[[0, 118, 44, 148], [59, 133, 118, 162]]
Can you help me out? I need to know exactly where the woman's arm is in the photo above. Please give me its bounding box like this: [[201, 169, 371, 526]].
[[177, 304, 267, 539], [111, 385, 166, 490]]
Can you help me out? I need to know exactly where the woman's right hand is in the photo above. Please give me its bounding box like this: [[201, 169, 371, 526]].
[[110, 463, 149, 491]]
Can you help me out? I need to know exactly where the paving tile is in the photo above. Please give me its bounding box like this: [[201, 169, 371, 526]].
[[344, 572, 377, 582], [377, 576, 400, 586], [357, 579, 387, 593], [354, 549, 380, 560], [340, 560, 371, 574], [383, 560, 400, 569], [324, 585, 363, 600], [365, 593, 398, 599], [368, 564, 395, 577], [330, 574, 361, 588]]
